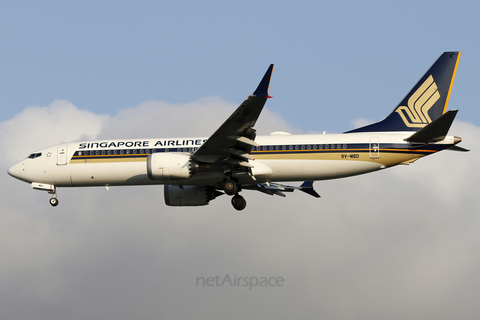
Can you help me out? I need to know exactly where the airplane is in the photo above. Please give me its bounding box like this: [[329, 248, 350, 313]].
[[7, 52, 467, 211]]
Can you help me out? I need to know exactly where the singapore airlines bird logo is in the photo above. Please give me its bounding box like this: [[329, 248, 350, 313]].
[[395, 75, 440, 128]]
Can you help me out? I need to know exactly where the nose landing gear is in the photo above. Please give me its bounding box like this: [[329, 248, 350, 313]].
[[31, 183, 59, 207], [48, 189, 59, 207], [49, 196, 59, 207]]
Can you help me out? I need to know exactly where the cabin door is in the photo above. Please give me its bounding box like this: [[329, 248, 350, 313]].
[[57, 145, 68, 165]]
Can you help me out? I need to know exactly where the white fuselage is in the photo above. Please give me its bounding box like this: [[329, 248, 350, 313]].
[[8, 132, 456, 189]]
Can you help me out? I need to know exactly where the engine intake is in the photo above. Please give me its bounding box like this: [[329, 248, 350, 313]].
[[164, 185, 223, 206], [147, 153, 198, 181]]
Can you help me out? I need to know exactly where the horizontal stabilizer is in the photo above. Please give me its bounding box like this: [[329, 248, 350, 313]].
[[448, 145, 470, 152], [404, 110, 458, 143]]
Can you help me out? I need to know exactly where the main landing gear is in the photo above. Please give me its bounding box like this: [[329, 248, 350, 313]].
[[231, 194, 246, 211], [223, 178, 238, 195], [224, 178, 246, 211]]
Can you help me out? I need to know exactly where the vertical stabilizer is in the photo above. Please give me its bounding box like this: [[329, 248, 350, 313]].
[[346, 52, 460, 133]]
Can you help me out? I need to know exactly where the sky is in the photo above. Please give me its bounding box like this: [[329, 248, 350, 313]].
[[1, 1, 480, 319]]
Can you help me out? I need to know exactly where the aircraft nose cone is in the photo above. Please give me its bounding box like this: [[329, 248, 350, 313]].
[[7, 163, 20, 179]]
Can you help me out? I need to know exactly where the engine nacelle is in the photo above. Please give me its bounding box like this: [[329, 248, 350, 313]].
[[147, 153, 197, 181], [164, 185, 223, 206]]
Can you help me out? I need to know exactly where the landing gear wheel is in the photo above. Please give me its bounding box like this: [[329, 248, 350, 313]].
[[231, 194, 246, 211], [224, 179, 238, 195], [49, 197, 59, 207]]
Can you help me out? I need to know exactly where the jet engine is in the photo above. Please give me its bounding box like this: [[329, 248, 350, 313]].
[[164, 185, 223, 206], [147, 153, 198, 181]]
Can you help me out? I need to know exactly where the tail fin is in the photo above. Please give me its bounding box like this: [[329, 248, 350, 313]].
[[346, 52, 461, 133]]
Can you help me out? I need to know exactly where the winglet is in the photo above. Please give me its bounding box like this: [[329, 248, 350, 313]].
[[253, 64, 274, 98], [300, 181, 321, 198]]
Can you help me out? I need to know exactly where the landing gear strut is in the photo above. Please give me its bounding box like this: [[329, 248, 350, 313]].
[[231, 194, 246, 211]]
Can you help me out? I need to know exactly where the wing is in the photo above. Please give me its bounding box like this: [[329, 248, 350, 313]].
[[192, 64, 274, 165]]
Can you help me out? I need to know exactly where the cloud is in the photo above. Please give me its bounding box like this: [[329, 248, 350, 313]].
[[350, 117, 375, 129], [0, 100, 107, 164], [1, 101, 480, 319], [0, 97, 296, 165]]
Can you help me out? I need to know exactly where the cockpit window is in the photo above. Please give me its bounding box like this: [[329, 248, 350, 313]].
[[27, 153, 42, 159]]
